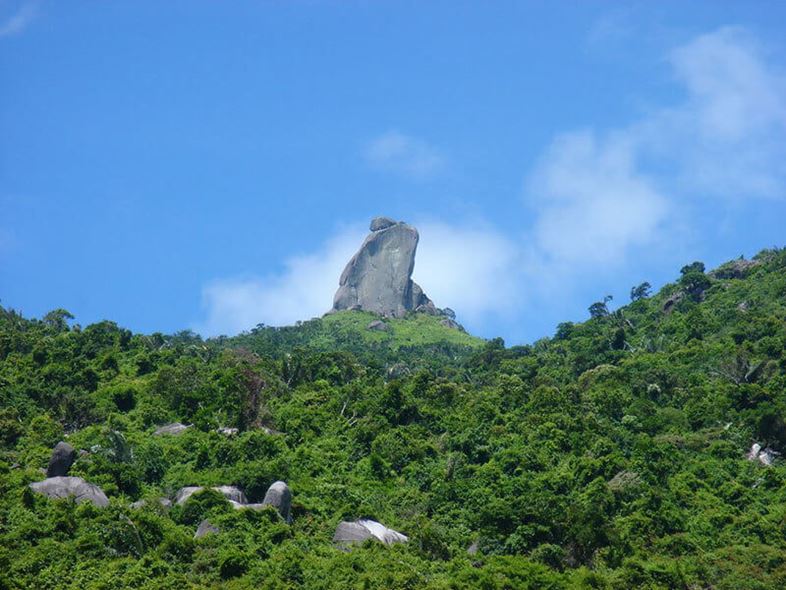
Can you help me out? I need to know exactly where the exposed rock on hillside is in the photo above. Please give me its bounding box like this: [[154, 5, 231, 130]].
[[153, 423, 190, 436], [333, 519, 408, 546], [333, 217, 435, 317], [175, 485, 247, 505], [29, 476, 109, 507], [46, 441, 75, 477], [261, 480, 292, 522], [195, 520, 219, 539]]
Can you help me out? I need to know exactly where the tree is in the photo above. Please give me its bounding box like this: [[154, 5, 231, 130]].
[[680, 261, 705, 276], [588, 295, 613, 319], [630, 282, 652, 302]]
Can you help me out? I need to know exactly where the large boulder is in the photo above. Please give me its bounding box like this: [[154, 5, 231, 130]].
[[195, 519, 220, 539], [332, 218, 433, 317], [333, 519, 408, 546], [175, 486, 247, 505], [29, 476, 109, 507], [262, 481, 292, 522], [153, 423, 190, 436], [46, 441, 76, 477]]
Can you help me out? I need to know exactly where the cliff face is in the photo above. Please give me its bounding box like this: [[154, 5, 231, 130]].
[[332, 217, 434, 317]]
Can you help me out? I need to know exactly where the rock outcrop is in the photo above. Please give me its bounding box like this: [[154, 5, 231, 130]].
[[174, 481, 293, 522], [29, 476, 109, 507], [46, 441, 76, 477], [747, 442, 778, 466], [261, 481, 292, 522], [153, 423, 191, 436], [332, 217, 434, 317], [175, 485, 247, 505], [195, 519, 219, 539], [333, 519, 408, 546]]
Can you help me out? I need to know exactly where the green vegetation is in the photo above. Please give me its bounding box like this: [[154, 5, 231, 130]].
[[2, 248, 786, 589]]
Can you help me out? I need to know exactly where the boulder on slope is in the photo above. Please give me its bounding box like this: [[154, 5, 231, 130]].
[[46, 441, 76, 477], [333, 519, 408, 546], [29, 476, 109, 507]]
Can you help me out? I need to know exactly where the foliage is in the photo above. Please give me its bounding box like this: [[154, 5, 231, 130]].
[[2, 250, 786, 588]]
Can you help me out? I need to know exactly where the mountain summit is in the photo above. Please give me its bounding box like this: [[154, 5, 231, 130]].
[[332, 217, 435, 317]]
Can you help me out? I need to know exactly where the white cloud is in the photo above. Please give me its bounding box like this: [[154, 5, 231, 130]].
[[194, 225, 366, 337], [413, 221, 520, 322], [526, 26, 786, 276], [0, 1, 38, 38], [662, 27, 786, 198], [529, 130, 670, 268], [364, 131, 445, 178]]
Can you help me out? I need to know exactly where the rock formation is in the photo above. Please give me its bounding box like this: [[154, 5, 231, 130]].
[[175, 485, 247, 505], [333, 519, 408, 546], [332, 217, 435, 317], [46, 441, 76, 477], [174, 481, 293, 522], [29, 476, 110, 507], [195, 519, 219, 539], [153, 423, 191, 436], [261, 480, 292, 522]]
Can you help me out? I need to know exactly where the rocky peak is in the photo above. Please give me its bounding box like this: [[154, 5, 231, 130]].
[[332, 217, 435, 317]]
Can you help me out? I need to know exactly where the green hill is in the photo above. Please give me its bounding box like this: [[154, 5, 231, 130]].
[[1, 248, 785, 589]]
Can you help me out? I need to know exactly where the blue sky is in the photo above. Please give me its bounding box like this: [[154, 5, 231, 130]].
[[1, 1, 785, 345]]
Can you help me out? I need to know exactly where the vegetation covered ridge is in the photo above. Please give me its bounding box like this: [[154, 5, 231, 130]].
[[1, 247, 786, 589]]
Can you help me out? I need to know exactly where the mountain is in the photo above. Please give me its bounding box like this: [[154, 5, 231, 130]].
[[1, 247, 785, 589]]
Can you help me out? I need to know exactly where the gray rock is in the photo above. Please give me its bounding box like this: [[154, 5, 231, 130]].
[[130, 497, 172, 510], [29, 476, 109, 507], [195, 519, 219, 538], [440, 318, 461, 330], [333, 519, 408, 546], [747, 442, 779, 466], [370, 216, 397, 232], [710, 258, 760, 280], [46, 441, 76, 477], [262, 481, 292, 522], [153, 423, 190, 436], [662, 291, 684, 314], [366, 320, 389, 332], [217, 426, 239, 436], [175, 485, 247, 505], [332, 218, 433, 317]]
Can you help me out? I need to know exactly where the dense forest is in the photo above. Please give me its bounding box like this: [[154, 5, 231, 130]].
[[1, 248, 786, 589]]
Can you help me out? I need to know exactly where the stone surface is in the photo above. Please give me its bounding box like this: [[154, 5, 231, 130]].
[[29, 476, 109, 507], [46, 441, 76, 477], [440, 318, 461, 330], [262, 480, 292, 522], [662, 291, 684, 314], [217, 427, 239, 436], [710, 258, 760, 280], [747, 443, 779, 466], [332, 218, 433, 317], [333, 519, 408, 546], [369, 216, 397, 232], [195, 519, 219, 539], [366, 320, 389, 332], [175, 485, 247, 505], [130, 497, 172, 510], [153, 423, 190, 436]]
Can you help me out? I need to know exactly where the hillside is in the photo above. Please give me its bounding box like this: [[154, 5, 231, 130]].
[[1, 248, 786, 589]]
